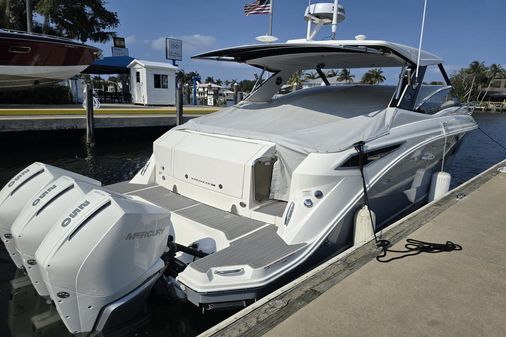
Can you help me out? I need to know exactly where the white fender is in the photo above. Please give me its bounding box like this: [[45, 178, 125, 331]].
[[428, 171, 451, 202], [354, 205, 376, 246]]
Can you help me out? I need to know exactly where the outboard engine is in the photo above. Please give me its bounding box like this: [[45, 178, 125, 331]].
[[35, 189, 172, 334], [11, 176, 100, 296], [0, 162, 99, 262]]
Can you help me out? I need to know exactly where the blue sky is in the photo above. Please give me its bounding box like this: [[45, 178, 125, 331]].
[[96, 0, 506, 82]]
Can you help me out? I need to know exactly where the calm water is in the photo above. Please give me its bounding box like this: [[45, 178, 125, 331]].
[[0, 114, 505, 337]]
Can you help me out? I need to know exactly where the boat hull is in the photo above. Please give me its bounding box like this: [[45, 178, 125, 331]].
[[0, 30, 100, 89], [0, 65, 89, 89]]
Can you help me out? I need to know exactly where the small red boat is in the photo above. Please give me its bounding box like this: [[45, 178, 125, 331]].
[[0, 29, 101, 89]]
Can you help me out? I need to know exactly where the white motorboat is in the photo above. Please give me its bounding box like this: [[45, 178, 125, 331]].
[[0, 4, 477, 335]]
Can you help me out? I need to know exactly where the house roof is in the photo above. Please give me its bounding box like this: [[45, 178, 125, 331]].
[[127, 59, 179, 70]]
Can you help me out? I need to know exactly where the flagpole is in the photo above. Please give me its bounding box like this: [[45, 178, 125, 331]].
[[268, 0, 273, 36]]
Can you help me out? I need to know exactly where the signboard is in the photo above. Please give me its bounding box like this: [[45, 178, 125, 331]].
[[207, 96, 214, 106], [112, 47, 129, 57], [113, 37, 126, 48], [166, 38, 182, 61]]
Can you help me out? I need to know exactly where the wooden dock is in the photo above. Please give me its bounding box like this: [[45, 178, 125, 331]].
[[0, 104, 218, 132], [201, 159, 506, 337]]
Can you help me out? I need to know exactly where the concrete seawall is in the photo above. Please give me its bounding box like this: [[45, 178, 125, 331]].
[[0, 104, 218, 132]]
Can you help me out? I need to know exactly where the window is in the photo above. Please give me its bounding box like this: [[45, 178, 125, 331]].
[[340, 144, 401, 168], [415, 87, 460, 115], [136, 71, 140, 83], [154, 74, 168, 89]]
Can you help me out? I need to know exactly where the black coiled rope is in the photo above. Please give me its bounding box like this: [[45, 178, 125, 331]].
[[376, 238, 462, 263]]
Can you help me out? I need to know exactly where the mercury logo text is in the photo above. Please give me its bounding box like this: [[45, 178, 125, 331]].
[[125, 228, 165, 240]]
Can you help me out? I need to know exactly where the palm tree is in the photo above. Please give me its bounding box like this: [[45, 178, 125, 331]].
[[304, 71, 319, 80], [465, 61, 487, 101], [337, 68, 355, 83], [288, 70, 303, 91], [326, 69, 338, 78], [361, 68, 385, 85], [205, 76, 215, 84]]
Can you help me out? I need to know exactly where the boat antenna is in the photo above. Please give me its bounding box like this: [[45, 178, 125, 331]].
[[415, 0, 428, 84], [331, 0, 340, 39]]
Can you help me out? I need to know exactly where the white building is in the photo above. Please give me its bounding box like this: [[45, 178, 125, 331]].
[[128, 59, 178, 105]]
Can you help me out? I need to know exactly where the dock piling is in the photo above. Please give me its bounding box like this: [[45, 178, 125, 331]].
[[85, 83, 95, 144], [176, 80, 184, 125]]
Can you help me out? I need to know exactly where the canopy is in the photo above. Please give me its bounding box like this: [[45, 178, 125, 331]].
[[193, 40, 444, 71], [82, 56, 135, 74], [177, 85, 397, 200]]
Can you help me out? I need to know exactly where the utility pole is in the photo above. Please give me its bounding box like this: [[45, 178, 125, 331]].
[[26, 0, 33, 33]]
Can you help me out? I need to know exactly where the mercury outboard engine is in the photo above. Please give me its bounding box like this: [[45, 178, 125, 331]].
[[35, 189, 172, 334], [0, 162, 99, 263], [11, 176, 100, 296]]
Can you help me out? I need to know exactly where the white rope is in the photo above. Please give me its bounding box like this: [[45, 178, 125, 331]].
[[441, 122, 447, 172]]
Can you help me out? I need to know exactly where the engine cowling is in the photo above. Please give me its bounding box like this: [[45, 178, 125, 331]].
[[11, 176, 100, 295], [0, 162, 99, 264], [35, 189, 172, 334]]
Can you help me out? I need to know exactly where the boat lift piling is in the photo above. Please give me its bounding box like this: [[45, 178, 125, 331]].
[[85, 83, 95, 145], [176, 80, 184, 125]]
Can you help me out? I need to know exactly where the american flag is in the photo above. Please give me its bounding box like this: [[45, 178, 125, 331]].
[[244, 0, 271, 16]]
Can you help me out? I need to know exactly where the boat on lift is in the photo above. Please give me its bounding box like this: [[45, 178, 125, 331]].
[[0, 29, 101, 89], [0, 3, 477, 335]]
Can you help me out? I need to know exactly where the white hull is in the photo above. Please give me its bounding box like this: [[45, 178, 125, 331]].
[[0, 65, 88, 88]]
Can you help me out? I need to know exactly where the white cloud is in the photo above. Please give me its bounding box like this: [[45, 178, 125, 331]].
[[125, 35, 137, 45], [150, 34, 217, 54]]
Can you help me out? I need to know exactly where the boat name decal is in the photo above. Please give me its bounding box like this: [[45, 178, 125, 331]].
[[125, 228, 165, 240], [8, 169, 30, 188], [61, 200, 91, 227], [190, 177, 216, 187], [32, 185, 57, 206]]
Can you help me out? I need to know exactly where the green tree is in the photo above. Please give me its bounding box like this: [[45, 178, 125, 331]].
[[237, 79, 256, 93], [36, 0, 119, 42], [326, 69, 338, 78], [361, 68, 385, 85], [204, 76, 215, 84], [304, 71, 318, 80], [288, 70, 303, 90], [477, 63, 505, 104], [337, 68, 355, 83]]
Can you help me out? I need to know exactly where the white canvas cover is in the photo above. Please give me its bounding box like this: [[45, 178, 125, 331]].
[[177, 86, 397, 200]]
